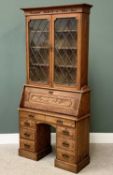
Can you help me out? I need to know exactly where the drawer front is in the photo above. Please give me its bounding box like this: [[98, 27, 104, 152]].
[[46, 116, 75, 128], [20, 139, 36, 152], [20, 118, 36, 129], [57, 148, 75, 164], [57, 137, 75, 152], [20, 111, 35, 119], [57, 126, 75, 139], [19, 111, 75, 128], [20, 128, 36, 140]]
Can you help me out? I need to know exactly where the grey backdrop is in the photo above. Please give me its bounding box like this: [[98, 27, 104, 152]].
[[0, 0, 113, 133]]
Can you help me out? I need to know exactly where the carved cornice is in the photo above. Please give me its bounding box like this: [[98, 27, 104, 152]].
[[21, 4, 92, 16]]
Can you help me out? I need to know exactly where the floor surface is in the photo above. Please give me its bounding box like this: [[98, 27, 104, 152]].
[[0, 143, 113, 175]]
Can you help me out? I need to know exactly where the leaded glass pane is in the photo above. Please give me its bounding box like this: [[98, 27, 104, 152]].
[[54, 18, 77, 85], [29, 19, 49, 83]]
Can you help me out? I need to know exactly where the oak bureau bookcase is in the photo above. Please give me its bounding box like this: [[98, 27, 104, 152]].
[[18, 4, 92, 173]]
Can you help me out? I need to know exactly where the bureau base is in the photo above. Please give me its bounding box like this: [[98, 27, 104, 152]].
[[55, 156, 90, 173], [19, 145, 52, 161]]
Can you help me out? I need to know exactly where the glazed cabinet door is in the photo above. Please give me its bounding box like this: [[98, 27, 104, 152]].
[[52, 14, 80, 89], [26, 16, 52, 86]]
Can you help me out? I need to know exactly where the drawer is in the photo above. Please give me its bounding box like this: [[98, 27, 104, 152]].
[[57, 126, 75, 139], [46, 116, 75, 128], [19, 111, 75, 128], [20, 139, 36, 152], [57, 148, 75, 164], [20, 111, 35, 119], [20, 128, 36, 140], [20, 118, 36, 128], [57, 137, 75, 152]]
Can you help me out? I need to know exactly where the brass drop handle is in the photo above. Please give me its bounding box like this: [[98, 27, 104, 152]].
[[62, 154, 69, 159], [62, 130, 69, 136], [49, 90, 53, 94], [62, 142, 69, 148], [24, 122, 30, 127], [28, 114, 34, 118], [24, 132, 30, 137], [57, 120, 63, 125], [24, 144, 30, 149]]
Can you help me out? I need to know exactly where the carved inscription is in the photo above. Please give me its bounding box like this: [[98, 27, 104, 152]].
[[29, 94, 72, 107]]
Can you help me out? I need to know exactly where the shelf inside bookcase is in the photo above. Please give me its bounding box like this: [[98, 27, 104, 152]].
[[30, 46, 49, 49], [56, 29, 77, 33], [55, 47, 77, 50], [55, 65, 77, 69], [31, 30, 48, 33], [30, 64, 49, 67]]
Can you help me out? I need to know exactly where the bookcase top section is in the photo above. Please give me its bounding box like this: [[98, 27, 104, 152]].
[[21, 3, 92, 15]]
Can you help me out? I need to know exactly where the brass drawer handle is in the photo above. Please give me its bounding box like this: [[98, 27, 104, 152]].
[[57, 120, 63, 125], [62, 130, 69, 136], [49, 90, 53, 94], [24, 132, 30, 137], [24, 122, 30, 127], [28, 114, 34, 118], [24, 144, 30, 149], [62, 142, 69, 148], [62, 154, 69, 159]]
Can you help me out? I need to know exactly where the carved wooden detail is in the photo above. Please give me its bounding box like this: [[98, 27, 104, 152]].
[[22, 4, 92, 16], [25, 8, 82, 15], [29, 93, 72, 107]]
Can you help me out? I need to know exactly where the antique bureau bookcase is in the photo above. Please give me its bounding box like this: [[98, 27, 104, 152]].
[[18, 4, 92, 173]]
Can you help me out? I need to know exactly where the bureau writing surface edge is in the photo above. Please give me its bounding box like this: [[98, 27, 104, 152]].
[[18, 4, 92, 173]]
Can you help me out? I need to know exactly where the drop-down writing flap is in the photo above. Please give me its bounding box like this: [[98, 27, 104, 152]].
[[20, 85, 90, 117]]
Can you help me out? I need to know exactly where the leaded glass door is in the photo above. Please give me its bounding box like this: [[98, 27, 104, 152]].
[[28, 16, 51, 85], [53, 15, 78, 87]]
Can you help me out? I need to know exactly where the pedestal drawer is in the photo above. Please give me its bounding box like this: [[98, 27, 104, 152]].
[[57, 148, 75, 164], [20, 128, 36, 140], [57, 137, 75, 152], [20, 118, 36, 129], [20, 139, 36, 152], [57, 126, 75, 139]]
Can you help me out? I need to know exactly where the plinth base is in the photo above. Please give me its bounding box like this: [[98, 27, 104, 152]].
[[19, 146, 52, 161], [55, 156, 90, 173]]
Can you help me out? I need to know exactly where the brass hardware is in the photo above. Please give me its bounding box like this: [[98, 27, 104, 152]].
[[57, 120, 63, 125], [24, 122, 30, 127], [28, 114, 34, 118], [49, 90, 53, 94], [62, 154, 69, 159], [24, 144, 30, 149], [62, 130, 69, 136], [62, 142, 69, 147], [24, 132, 30, 137]]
